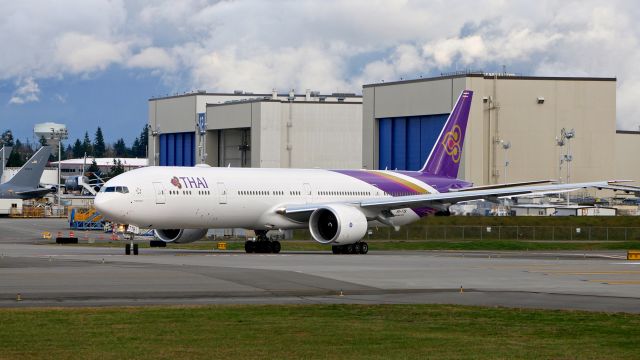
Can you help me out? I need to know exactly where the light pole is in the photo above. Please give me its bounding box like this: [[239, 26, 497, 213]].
[[556, 128, 575, 205], [501, 140, 511, 183], [49, 128, 68, 209]]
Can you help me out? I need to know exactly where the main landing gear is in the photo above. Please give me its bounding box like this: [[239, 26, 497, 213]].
[[332, 242, 369, 255], [245, 230, 281, 254]]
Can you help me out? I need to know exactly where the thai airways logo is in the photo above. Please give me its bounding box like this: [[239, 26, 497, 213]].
[[441, 125, 462, 163], [170, 176, 209, 189], [170, 176, 182, 189]]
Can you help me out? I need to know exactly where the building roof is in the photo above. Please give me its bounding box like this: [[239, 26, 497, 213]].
[[206, 98, 363, 108], [363, 72, 617, 88], [51, 158, 148, 167], [150, 91, 362, 101]]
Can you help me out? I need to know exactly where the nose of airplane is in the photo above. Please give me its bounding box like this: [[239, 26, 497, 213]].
[[94, 192, 113, 218]]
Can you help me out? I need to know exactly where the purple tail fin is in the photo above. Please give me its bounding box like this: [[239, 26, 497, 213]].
[[420, 90, 473, 177]]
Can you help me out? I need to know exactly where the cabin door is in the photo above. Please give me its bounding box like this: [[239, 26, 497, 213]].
[[303, 183, 313, 203], [217, 182, 227, 204], [152, 182, 166, 204]]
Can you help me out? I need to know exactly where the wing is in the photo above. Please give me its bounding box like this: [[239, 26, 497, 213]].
[[280, 180, 619, 222]]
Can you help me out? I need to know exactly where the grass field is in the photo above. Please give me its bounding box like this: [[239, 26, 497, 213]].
[[1, 304, 639, 359]]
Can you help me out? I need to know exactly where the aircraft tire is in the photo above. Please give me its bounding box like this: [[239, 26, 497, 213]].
[[272, 241, 281, 254], [245, 241, 255, 253], [125, 244, 131, 255], [133, 244, 139, 255], [332, 245, 340, 254], [345, 244, 355, 254], [360, 242, 369, 254], [354, 243, 362, 254]]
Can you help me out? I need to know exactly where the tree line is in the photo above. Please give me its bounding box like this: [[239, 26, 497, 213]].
[[0, 125, 149, 168]]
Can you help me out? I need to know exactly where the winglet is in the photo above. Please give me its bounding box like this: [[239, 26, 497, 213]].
[[420, 90, 473, 178], [6, 146, 52, 188]]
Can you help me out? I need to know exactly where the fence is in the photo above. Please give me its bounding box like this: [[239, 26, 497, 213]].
[[294, 226, 640, 242]]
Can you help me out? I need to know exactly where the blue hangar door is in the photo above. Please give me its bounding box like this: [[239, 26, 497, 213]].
[[378, 114, 448, 171], [159, 132, 195, 166]]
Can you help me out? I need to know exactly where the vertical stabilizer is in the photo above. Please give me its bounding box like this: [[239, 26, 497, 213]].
[[420, 90, 473, 178], [6, 146, 52, 188], [0, 146, 12, 181]]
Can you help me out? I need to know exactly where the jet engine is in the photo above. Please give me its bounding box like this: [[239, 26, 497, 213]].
[[154, 229, 208, 244], [309, 204, 368, 245]]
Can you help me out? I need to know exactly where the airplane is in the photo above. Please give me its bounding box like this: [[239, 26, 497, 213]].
[[0, 146, 55, 199], [95, 90, 621, 255], [0, 146, 12, 183]]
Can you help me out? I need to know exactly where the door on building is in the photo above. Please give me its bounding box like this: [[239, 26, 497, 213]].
[[217, 182, 227, 204], [218, 128, 251, 167], [152, 182, 166, 204]]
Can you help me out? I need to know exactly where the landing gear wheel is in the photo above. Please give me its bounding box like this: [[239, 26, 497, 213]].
[[272, 241, 281, 254], [332, 245, 340, 254], [245, 240, 255, 253], [360, 242, 369, 254], [125, 244, 131, 255], [133, 244, 139, 255], [354, 243, 362, 254], [345, 244, 355, 254]]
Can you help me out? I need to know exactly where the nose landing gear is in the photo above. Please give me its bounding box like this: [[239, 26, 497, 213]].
[[244, 230, 281, 254]]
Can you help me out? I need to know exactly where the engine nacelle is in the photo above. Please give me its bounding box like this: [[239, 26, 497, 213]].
[[154, 229, 207, 244], [309, 204, 368, 245]]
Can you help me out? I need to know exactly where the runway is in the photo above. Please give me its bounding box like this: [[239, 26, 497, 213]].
[[1, 218, 639, 311]]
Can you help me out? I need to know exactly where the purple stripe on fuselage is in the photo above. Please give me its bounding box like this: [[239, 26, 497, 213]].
[[332, 170, 415, 195], [331, 170, 472, 218]]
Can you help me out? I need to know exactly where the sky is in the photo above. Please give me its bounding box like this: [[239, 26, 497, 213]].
[[1, 0, 639, 146]]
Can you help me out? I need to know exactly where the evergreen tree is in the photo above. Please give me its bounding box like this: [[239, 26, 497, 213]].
[[39, 135, 48, 147], [94, 127, 106, 157], [87, 160, 100, 174], [6, 139, 24, 167], [82, 132, 93, 156], [131, 137, 141, 157], [1, 130, 14, 147], [72, 139, 83, 158], [64, 144, 73, 160], [114, 138, 128, 157], [138, 125, 149, 157], [108, 159, 125, 178]]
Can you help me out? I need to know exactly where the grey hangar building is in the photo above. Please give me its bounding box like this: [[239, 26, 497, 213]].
[[148, 73, 640, 187]]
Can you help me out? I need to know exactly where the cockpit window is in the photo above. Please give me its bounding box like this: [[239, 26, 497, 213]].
[[101, 186, 129, 193]]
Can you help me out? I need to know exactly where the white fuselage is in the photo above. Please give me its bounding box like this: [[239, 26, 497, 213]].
[[95, 166, 439, 230]]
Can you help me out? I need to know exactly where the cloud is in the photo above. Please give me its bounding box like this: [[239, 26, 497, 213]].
[[8, 77, 40, 105], [127, 47, 176, 70], [2, 1, 640, 129], [54, 32, 130, 74]]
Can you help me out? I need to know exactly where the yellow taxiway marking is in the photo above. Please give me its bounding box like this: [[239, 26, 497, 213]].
[[528, 270, 640, 275], [588, 280, 640, 285]]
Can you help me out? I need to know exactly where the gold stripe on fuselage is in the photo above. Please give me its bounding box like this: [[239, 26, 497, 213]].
[[369, 171, 430, 194]]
